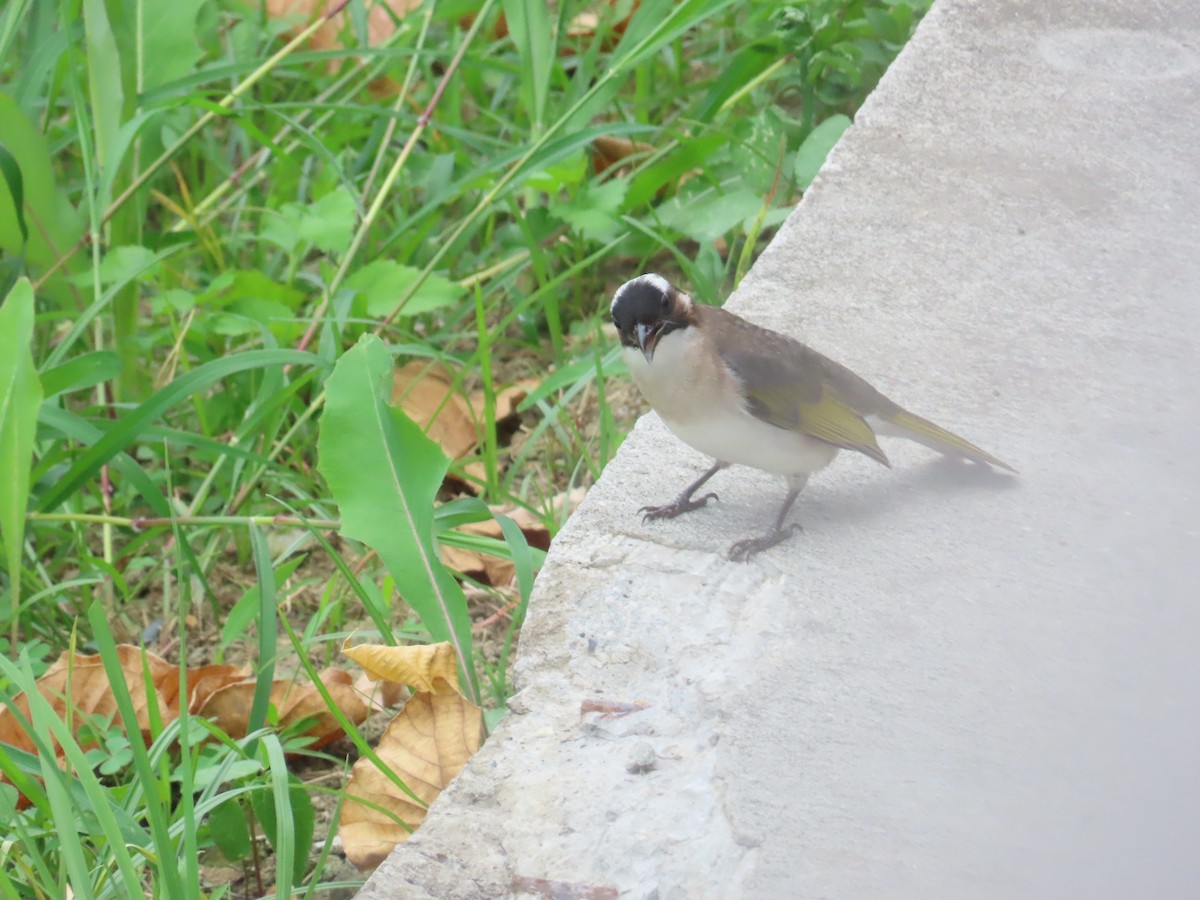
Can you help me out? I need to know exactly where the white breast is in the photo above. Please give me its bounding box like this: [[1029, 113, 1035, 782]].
[[623, 328, 840, 478]]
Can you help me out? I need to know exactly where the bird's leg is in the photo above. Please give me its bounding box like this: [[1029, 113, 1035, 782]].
[[728, 476, 807, 562], [640, 461, 728, 522]]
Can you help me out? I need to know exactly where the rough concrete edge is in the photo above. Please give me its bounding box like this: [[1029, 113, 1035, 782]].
[[354, 4, 958, 898]]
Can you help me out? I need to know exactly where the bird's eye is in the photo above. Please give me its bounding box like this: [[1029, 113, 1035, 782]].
[[660, 294, 670, 311]]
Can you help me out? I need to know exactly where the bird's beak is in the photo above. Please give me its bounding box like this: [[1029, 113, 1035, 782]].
[[635, 322, 661, 364]]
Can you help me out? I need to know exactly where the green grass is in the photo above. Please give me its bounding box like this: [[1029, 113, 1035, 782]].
[[0, 0, 929, 894]]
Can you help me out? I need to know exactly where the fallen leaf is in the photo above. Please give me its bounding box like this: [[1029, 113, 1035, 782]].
[[591, 135, 656, 177], [341, 641, 461, 696], [354, 671, 407, 713], [198, 667, 369, 751], [393, 362, 536, 495], [391, 360, 478, 461], [340, 689, 482, 869], [0, 646, 198, 754], [264, 0, 422, 61], [439, 487, 586, 586]]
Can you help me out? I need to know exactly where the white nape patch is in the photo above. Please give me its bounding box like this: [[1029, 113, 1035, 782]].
[[611, 273, 672, 313]]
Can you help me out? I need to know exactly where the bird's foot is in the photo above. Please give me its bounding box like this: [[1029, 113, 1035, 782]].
[[728, 523, 803, 562], [639, 492, 719, 522]]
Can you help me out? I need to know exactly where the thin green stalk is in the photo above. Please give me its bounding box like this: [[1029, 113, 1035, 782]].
[[473, 286, 499, 493], [294, 0, 498, 355], [28, 512, 340, 529], [379, 0, 741, 327], [34, 0, 356, 289]]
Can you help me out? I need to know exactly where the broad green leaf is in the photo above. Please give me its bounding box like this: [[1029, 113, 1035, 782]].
[[92, 245, 159, 286], [347, 261, 465, 319], [262, 188, 358, 258], [793, 114, 852, 189], [0, 278, 42, 629], [0, 96, 80, 269], [318, 334, 478, 701], [0, 139, 27, 248], [658, 186, 763, 243], [250, 771, 312, 890], [207, 796, 251, 862], [140, 0, 205, 92], [551, 179, 627, 242]]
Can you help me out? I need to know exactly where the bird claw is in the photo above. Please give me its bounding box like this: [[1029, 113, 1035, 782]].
[[639, 491, 719, 523], [727, 522, 803, 562]]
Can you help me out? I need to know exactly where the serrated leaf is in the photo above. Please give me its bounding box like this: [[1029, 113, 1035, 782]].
[[141, 0, 205, 91], [318, 335, 478, 702], [346, 261, 465, 319], [658, 186, 763, 243]]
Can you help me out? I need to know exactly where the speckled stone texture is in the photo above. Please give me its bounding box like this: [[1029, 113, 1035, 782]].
[[358, 1, 1200, 896]]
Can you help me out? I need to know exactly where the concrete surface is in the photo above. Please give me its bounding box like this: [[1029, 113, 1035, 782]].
[[358, 1, 1200, 897]]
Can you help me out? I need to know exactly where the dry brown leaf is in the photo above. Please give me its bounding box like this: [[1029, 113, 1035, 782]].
[[264, 0, 422, 60], [0, 646, 189, 754], [391, 360, 478, 461], [393, 362, 535, 495], [468, 377, 538, 428], [591, 135, 656, 177], [439, 487, 587, 586], [354, 670, 407, 712], [342, 641, 462, 696], [340, 690, 483, 869], [198, 667, 368, 751]]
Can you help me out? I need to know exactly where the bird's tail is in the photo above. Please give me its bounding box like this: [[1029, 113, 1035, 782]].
[[871, 409, 1016, 473]]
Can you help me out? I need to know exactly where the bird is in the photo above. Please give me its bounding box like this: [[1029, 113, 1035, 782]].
[[610, 273, 1016, 561]]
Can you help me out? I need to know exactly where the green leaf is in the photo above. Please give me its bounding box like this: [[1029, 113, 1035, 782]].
[[83, 0, 125, 172], [39, 350, 122, 398], [692, 42, 778, 122], [140, 0, 205, 92], [318, 334, 478, 701], [0, 278, 42, 629], [503, 0, 554, 133], [793, 114, 852, 189], [207, 796, 251, 862], [220, 556, 305, 654], [263, 188, 358, 258], [0, 139, 28, 248], [346, 261, 465, 319], [658, 186, 763, 243], [551, 179, 628, 242], [250, 773, 313, 888], [0, 95, 81, 271], [36, 349, 322, 512], [93, 245, 159, 287], [36, 404, 172, 517]]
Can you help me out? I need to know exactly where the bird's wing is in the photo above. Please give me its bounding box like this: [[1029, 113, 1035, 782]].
[[707, 307, 890, 466]]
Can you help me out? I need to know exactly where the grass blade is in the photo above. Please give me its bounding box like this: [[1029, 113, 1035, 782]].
[[0, 278, 42, 645]]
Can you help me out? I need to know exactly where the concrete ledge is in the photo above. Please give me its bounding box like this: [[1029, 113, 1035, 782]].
[[359, 1, 1200, 896]]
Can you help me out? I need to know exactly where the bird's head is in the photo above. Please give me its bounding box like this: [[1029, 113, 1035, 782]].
[[610, 274, 696, 365]]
